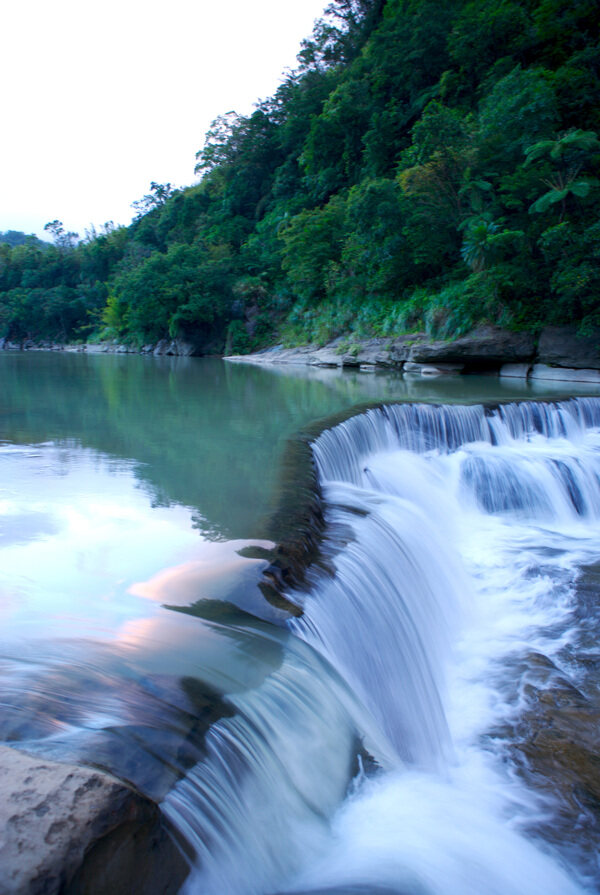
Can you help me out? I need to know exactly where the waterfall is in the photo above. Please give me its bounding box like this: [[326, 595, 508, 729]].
[[165, 398, 600, 894]]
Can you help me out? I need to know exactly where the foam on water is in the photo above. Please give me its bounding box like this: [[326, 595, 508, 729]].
[[165, 398, 600, 894]]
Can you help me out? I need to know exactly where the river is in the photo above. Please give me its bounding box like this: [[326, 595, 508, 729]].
[[0, 352, 599, 893]]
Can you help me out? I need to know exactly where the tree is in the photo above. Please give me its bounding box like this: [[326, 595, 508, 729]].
[[279, 195, 346, 303], [460, 216, 499, 273], [0, 230, 45, 249], [525, 129, 600, 219], [43, 220, 79, 249], [194, 113, 242, 177], [131, 182, 178, 219]]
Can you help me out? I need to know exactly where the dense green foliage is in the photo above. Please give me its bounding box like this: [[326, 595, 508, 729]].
[[0, 231, 46, 249], [1, 0, 598, 349]]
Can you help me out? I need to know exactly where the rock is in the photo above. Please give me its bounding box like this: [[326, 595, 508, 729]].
[[174, 340, 197, 357], [404, 362, 463, 375], [499, 362, 531, 378], [538, 326, 600, 369], [308, 347, 343, 367], [502, 647, 600, 888], [227, 337, 415, 369], [390, 336, 425, 362], [153, 339, 197, 357], [373, 352, 395, 367], [409, 326, 535, 366], [530, 364, 600, 384], [354, 339, 412, 368], [85, 342, 132, 354], [0, 745, 188, 895]]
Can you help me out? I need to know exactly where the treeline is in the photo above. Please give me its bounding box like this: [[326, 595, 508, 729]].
[[1, 0, 598, 351]]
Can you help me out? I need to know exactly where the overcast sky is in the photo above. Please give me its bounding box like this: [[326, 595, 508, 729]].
[[1, 0, 327, 239]]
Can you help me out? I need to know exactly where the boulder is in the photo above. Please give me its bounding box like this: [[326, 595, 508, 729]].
[[499, 363, 531, 378], [404, 361, 463, 375], [83, 343, 110, 354], [171, 340, 196, 357], [537, 326, 600, 369], [308, 347, 343, 367], [0, 745, 188, 895], [154, 339, 197, 357], [530, 364, 600, 384], [409, 326, 535, 366]]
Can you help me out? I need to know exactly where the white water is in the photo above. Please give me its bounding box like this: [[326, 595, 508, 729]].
[[165, 398, 600, 894]]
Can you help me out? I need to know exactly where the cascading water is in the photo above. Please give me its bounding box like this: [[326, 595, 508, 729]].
[[164, 397, 600, 894]]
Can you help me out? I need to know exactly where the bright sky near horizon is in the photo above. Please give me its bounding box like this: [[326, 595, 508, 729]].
[[2, 0, 327, 240]]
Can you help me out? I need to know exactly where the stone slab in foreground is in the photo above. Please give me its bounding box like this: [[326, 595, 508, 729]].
[[0, 745, 188, 895]]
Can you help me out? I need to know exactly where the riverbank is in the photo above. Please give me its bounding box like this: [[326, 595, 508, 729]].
[[3, 325, 600, 384], [226, 325, 600, 384], [0, 336, 198, 357]]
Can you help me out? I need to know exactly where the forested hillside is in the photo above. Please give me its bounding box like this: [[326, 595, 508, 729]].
[[1, 0, 598, 351]]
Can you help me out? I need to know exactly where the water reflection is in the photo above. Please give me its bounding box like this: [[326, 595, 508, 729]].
[[0, 352, 584, 540], [0, 352, 597, 814], [0, 429, 289, 798]]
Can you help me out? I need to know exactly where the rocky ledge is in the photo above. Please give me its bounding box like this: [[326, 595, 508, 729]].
[[0, 338, 198, 357], [0, 745, 188, 895], [3, 325, 599, 378], [226, 325, 600, 383]]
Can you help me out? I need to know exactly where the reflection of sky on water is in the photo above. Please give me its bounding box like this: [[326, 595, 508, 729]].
[[1, 354, 597, 799], [0, 439, 288, 795], [0, 444, 276, 643]]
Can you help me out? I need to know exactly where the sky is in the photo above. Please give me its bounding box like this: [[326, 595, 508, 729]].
[[1, 0, 327, 240]]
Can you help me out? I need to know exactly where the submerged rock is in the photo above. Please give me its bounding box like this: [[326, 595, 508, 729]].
[[0, 745, 188, 895]]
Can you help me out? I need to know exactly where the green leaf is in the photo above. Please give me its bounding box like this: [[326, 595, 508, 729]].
[[524, 140, 555, 165], [547, 188, 570, 205], [570, 180, 591, 198], [529, 191, 556, 213]]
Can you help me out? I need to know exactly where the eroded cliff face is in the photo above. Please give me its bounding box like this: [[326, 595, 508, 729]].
[[0, 745, 188, 895]]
